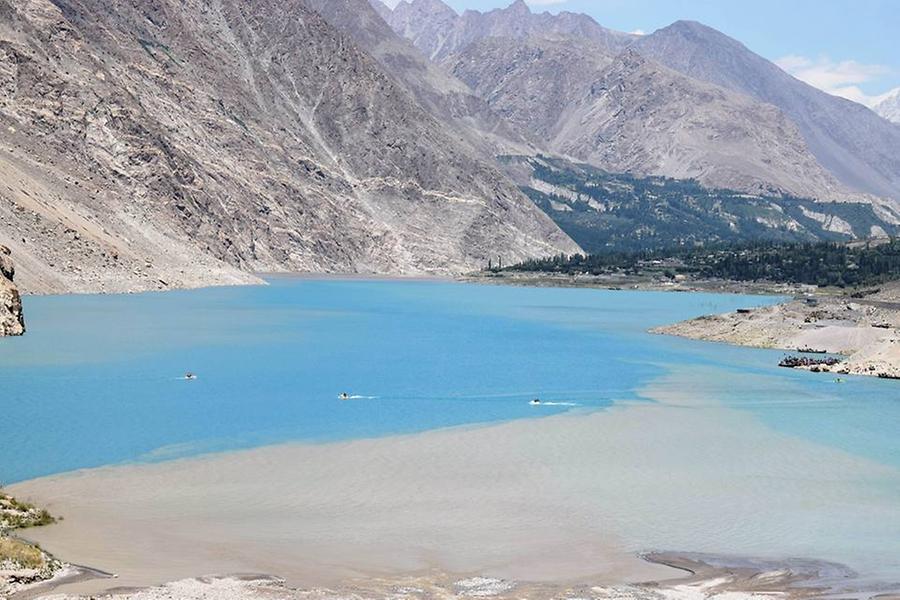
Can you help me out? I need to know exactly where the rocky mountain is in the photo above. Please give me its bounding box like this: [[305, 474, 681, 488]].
[[633, 21, 900, 203], [556, 51, 852, 200], [384, 0, 635, 62], [873, 89, 900, 124], [0, 0, 578, 294], [305, 0, 535, 156], [444, 39, 850, 200], [379, 0, 882, 205], [0, 245, 24, 336], [444, 36, 614, 143], [378, 0, 460, 62]]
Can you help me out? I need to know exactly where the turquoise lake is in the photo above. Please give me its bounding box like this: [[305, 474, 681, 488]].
[[2, 277, 899, 487]]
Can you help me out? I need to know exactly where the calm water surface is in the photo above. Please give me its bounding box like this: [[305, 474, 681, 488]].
[[1, 278, 898, 486]]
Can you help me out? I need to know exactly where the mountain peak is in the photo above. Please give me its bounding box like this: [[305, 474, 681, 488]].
[[505, 0, 530, 14], [414, 0, 457, 13], [669, 19, 707, 30], [386, 0, 633, 61], [659, 19, 733, 42], [395, 0, 457, 16], [873, 87, 900, 124]]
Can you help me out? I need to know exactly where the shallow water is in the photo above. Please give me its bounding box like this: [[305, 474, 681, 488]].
[[2, 279, 899, 480], [0, 278, 783, 483]]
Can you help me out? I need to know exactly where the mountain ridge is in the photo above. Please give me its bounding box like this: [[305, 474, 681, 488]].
[[378, 0, 900, 209], [385, 0, 635, 62]]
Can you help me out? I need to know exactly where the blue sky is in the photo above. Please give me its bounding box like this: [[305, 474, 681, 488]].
[[394, 0, 900, 106]]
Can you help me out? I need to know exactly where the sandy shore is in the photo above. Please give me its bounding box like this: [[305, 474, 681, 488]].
[[9, 367, 900, 598], [653, 285, 900, 378], [14, 553, 880, 600]]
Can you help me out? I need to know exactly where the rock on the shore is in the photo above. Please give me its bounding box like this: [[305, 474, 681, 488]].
[[0, 245, 24, 336]]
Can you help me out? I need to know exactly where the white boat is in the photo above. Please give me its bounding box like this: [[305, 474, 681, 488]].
[[529, 398, 541, 405]]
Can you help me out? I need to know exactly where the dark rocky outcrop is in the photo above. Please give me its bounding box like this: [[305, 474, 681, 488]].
[[0, 245, 24, 336]]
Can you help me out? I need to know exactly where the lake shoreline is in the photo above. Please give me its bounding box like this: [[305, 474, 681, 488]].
[[9, 550, 885, 600], [651, 284, 900, 379], [5, 279, 899, 599], [17, 271, 457, 297]]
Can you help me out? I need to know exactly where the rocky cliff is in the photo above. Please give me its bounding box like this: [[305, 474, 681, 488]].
[[0, 245, 24, 335], [0, 0, 578, 295]]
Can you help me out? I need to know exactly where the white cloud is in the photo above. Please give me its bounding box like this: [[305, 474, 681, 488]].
[[630, 29, 646, 35], [775, 54, 893, 107]]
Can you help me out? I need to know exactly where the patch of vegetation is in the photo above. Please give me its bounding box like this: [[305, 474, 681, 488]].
[[0, 537, 46, 570], [0, 491, 56, 531], [0, 491, 58, 587], [509, 239, 900, 289], [502, 155, 898, 253]]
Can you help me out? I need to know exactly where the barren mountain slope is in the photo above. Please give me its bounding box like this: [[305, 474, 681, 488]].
[[447, 42, 851, 200], [305, 0, 535, 156], [556, 52, 852, 199], [444, 37, 614, 142], [634, 21, 900, 202], [0, 0, 577, 294]]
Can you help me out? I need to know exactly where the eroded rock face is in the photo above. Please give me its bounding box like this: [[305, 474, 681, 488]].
[[0, 245, 24, 336], [0, 0, 578, 295]]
